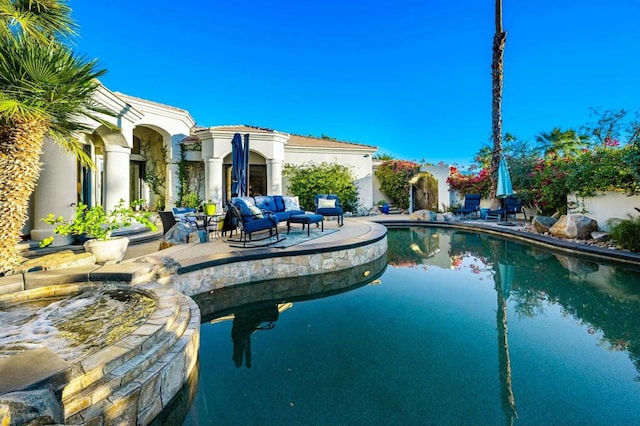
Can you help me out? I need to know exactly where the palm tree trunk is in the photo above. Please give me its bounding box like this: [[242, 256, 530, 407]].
[[0, 118, 49, 274], [490, 0, 507, 208]]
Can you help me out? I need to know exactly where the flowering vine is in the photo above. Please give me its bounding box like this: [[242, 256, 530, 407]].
[[374, 160, 419, 210]]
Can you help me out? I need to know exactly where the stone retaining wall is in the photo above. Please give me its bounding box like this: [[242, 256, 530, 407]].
[[170, 238, 388, 297]]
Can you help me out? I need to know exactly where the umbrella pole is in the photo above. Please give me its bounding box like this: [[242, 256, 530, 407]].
[[503, 197, 507, 223]]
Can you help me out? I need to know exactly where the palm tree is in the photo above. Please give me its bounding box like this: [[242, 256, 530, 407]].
[[535, 128, 590, 158], [490, 0, 507, 207], [0, 1, 111, 273], [0, 0, 76, 42]]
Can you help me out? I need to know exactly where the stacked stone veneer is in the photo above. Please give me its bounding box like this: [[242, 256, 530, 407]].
[[195, 254, 388, 320], [0, 282, 200, 425], [171, 238, 388, 298]]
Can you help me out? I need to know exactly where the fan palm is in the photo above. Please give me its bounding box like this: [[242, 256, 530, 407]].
[[0, 0, 76, 42], [535, 128, 590, 158], [0, 2, 112, 273]]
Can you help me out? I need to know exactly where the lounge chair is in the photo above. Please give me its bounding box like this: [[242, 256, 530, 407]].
[[314, 194, 344, 226], [454, 194, 481, 218], [226, 198, 285, 247], [485, 196, 524, 222]]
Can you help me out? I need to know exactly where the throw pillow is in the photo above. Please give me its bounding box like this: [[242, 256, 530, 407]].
[[249, 205, 264, 218], [283, 196, 300, 211], [318, 198, 336, 209]]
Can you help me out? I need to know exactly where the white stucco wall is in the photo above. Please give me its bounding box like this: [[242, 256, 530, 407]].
[[284, 150, 374, 212], [568, 192, 640, 231]]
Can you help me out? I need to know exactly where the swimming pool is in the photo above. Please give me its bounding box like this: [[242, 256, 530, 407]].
[[167, 226, 640, 425]]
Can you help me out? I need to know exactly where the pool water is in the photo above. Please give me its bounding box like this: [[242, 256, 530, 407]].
[[177, 227, 640, 425]]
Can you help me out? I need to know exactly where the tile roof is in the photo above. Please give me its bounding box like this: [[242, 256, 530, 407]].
[[114, 92, 190, 114], [287, 133, 377, 150], [202, 125, 377, 151], [205, 125, 277, 134]]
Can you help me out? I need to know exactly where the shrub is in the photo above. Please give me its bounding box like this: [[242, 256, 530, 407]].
[[565, 144, 640, 196], [283, 162, 359, 212], [40, 199, 156, 246], [181, 191, 201, 209], [525, 158, 572, 216], [446, 166, 491, 198], [608, 214, 640, 252], [375, 160, 420, 210]]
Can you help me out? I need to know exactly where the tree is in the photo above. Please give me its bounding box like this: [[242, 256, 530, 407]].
[[490, 0, 507, 206], [373, 153, 394, 161], [582, 108, 640, 147], [0, 1, 111, 273], [535, 128, 589, 158], [0, 0, 76, 43]]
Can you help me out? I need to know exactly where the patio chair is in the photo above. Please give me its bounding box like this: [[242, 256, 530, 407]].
[[485, 196, 524, 222], [454, 194, 481, 218], [172, 207, 205, 229], [314, 194, 344, 226], [158, 211, 177, 235], [226, 198, 285, 247]]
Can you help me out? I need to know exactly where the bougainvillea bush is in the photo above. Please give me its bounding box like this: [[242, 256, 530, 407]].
[[446, 166, 491, 198], [374, 160, 419, 210], [565, 142, 640, 196]]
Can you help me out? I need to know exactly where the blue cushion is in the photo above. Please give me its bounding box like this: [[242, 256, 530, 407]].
[[271, 211, 291, 222], [273, 195, 286, 212], [242, 214, 279, 234], [233, 198, 256, 222], [317, 206, 344, 216], [172, 207, 196, 215], [254, 196, 276, 212]]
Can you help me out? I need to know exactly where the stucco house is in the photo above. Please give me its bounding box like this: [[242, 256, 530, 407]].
[[27, 85, 379, 245]]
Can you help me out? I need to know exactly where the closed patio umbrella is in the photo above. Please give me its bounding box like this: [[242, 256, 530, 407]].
[[496, 157, 514, 225], [231, 133, 245, 197], [243, 133, 250, 197]]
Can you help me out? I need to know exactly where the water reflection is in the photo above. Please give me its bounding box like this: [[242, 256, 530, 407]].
[[226, 303, 294, 368], [387, 226, 640, 383]]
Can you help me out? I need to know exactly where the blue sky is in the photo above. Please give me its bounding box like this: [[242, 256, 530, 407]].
[[69, 1, 639, 167]]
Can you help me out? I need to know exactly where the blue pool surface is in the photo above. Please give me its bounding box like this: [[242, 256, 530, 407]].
[[168, 227, 640, 425]]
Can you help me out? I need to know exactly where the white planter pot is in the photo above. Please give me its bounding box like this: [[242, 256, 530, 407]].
[[83, 237, 130, 263]]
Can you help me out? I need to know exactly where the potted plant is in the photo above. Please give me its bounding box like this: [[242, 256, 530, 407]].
[[377, 200, 390, 214], [203, 200, 217, 216], [40, 199, 157, 263]]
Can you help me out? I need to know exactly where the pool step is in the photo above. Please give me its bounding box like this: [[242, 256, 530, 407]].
[[61, 284, 200, 425]]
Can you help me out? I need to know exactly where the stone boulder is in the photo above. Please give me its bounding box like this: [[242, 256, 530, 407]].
[[442, 212, 458, 222], [409, 210, 437, 221], [532, 216, 557, 234], [549, 214, 598, 240], [591, 231, 610, 242]]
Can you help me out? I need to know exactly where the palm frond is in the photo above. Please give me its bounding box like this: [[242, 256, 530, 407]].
[[0, 0, 76, 43]]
